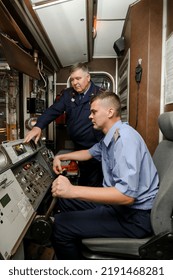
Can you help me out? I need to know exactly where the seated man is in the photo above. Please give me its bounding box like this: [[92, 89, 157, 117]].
[[51, 91, 159, 260]]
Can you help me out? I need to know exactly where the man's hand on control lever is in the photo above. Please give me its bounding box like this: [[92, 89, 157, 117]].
[[51, 173, 74, 199], [23, 127, 42, 144], [53, 155, 63, 175]]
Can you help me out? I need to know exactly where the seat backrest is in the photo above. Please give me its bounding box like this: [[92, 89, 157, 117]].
[[151, 112, 173, 235]]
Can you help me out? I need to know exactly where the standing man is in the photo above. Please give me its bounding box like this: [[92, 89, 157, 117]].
[[51, 91, 159, 259], [24, 62, 103, 187]]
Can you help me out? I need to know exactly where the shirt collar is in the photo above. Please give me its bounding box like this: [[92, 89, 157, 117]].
[[78, 82, 91, 96], [103, 120, 122, 147]]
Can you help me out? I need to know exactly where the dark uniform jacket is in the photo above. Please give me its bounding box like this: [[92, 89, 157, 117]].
[[35, 81, 103, 149]]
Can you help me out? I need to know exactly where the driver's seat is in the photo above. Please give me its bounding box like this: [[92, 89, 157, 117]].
[[82, 112, 173, 259]]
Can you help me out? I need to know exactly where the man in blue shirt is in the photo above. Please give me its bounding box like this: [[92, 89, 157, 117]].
[[51, 91, 159, 259], [24, 62, 103, 187]]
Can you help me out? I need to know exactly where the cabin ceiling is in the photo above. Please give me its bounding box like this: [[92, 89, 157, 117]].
[[0, 0, 137, 74], [93, 0, 135, 59]]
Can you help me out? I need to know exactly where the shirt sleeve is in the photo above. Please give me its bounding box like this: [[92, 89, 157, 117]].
[[88, 141, 102, 161], [112, 132, 142, 198]]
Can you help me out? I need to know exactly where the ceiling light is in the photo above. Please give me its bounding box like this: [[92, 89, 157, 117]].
[[32, 0, 73, 10]]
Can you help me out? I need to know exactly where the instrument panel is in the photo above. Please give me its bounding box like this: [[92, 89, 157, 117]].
[[0, 169, 34, 260], [0, 139, 38, 166], [0, 139, 55, 260]]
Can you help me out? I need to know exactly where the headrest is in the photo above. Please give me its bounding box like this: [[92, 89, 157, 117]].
[[158, 111, 173, 141]]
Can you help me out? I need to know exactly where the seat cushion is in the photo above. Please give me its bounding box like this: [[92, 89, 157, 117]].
[[82, 237, 151, 258]]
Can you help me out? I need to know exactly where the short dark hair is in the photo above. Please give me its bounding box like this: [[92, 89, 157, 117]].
[[69, 62, 89, 75], [90, 91, 121, 117]]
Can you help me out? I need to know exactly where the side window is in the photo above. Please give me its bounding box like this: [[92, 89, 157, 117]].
[[90, 72, 115, 92]]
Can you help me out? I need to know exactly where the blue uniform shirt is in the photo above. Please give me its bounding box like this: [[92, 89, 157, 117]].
[[89, 120, 159, 210], [35, 81, 103, 148]]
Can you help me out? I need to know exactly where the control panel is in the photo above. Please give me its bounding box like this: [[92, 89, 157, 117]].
[[0, 169, 34, 260], [0, 138, 39, 165], [0, 139, 55, 260]]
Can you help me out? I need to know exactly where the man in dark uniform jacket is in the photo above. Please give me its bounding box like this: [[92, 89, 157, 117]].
[[24, 62, 103, 186]]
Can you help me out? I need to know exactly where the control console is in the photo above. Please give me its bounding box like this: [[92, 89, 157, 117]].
[[0, 139, 55, 260]]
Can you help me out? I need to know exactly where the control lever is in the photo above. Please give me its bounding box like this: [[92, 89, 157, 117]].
[[30, 169, 67, 245]]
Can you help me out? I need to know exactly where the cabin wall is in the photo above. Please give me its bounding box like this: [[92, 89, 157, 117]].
[[121, 0, 163, 155], [167, 0, 173, 37]]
